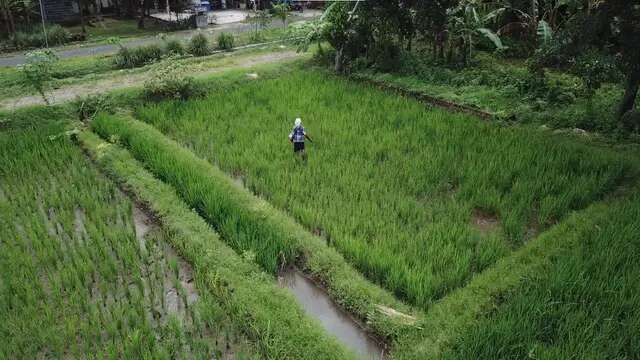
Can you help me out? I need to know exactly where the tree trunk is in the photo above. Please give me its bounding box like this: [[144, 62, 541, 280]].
[[618, 67, 640, 120], [137, 0, 144, 28], [2, 3, 16, 36], [79, 0, 87, 34], [334, 46, 344, 73]]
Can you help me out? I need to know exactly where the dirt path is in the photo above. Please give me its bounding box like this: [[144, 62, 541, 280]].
[[0, 50, 300, 110]]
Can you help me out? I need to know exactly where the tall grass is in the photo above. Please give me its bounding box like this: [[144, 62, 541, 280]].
[[132, 69, 634, 307], [0, 124, 253, 358]]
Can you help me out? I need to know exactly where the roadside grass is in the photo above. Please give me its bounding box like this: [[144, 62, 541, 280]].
[[0, 35, 293, 101], [77, 130, 357, 359], [90, 113, 416, 341], [130, 69, 635, 308], [438, 185, 640, 359], [65, 18, 166, 42], [0, 28, 292, 100], [0, 122, 255, 358]]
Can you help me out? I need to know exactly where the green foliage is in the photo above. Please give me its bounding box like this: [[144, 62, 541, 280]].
[[164, 38, 185, 55], [143, 60, 201, 100], [114, 44, 165, 69], [571, 49, 620, 96], [74, 94, 114, 122], [271, 2, 290, 28], [8, 24, 71, 49], [132, 70, 630, 307], [80, 127, 358, 359], [47, 24, 71, 46], [90, 112, 413, 340], [187, 33, 210, 57], [442, 189, 640, 359], [216, 32, 234, 51], [370, 37, 401, 72], [0, 124, 251, 359], [19, 49, 58, 105]]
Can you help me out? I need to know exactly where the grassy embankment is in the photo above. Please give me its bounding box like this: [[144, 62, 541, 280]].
[[351, 53, 639, 135], [78, 130, 356, 359], [130, 69, 634, 309], [0, 120, 256, 358]]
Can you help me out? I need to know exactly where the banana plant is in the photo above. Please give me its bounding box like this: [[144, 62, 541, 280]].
[[486, 0, 556, 47], [447, 1, 506, 64]]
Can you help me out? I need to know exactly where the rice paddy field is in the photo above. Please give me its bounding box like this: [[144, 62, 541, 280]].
[[129, 69, 635, 307], [0, 121, 256, 358], [2, 61, 640, 359]]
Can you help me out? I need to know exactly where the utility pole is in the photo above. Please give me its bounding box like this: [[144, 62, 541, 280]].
[[38, 0, 49, 48]]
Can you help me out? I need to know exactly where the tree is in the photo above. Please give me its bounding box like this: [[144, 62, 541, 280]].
[[272, 1, 290, 29], [19, 50, 59, 105], [0, 0, 17, 36], [550, 1, 640, 125], [447, 1, 506, 64]]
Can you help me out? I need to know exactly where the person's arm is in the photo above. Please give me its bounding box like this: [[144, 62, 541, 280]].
[[288, 130, 294, 143]]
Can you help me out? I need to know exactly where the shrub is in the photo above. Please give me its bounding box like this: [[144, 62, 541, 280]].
[[10, 25, 72, 49], [143, 60, 201, 100], [370, 38, 401, 72], [114, 44, 165, 69], [47, 25, 71, 46], [19, 50, 59, 105], [248, 31, 266, 44], [164, 39, 185, 55], [187, 33, 210, 57], [621, 110, 640, 133], [74, 94, 113, 122], [217, 32, 235, 50]]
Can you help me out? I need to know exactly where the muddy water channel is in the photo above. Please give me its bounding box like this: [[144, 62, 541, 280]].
[[279, 271, 385, 359]]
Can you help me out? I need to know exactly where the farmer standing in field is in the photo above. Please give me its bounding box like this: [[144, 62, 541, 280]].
[[289, 117, 312, 159]]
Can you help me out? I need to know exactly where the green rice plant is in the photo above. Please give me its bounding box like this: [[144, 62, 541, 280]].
[[0, 121, 252, 358], [130, 69, 635, 308], [434, 187, 640, 359], [90, 114, 414, 338], [79, 130, 358, 359]]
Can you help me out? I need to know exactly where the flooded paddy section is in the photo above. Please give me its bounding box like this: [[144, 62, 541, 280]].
[[279, 270, 385, 359]]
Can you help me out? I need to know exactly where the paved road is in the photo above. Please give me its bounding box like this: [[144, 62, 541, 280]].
[[0, 16, 312, 67]]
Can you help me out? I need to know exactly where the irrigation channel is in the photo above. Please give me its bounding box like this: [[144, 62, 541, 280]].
[[131, 183, 384, 358], [279, 270, 385, 359]]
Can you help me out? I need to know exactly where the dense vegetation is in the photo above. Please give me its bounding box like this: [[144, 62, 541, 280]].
[[0, 121, 254, 358], [78, 130, 356, 359], [294, 0, 640, 134], [90, 113, 414, 340], [131, 69, 633, 307]]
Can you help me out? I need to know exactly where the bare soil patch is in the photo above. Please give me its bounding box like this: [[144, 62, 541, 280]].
[[471, 208, 500, 234]]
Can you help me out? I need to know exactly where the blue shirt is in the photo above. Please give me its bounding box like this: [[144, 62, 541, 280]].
[[289, 125, 306, 143]]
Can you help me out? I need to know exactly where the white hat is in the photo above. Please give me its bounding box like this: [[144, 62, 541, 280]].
[[295, 117, 302, 126]]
